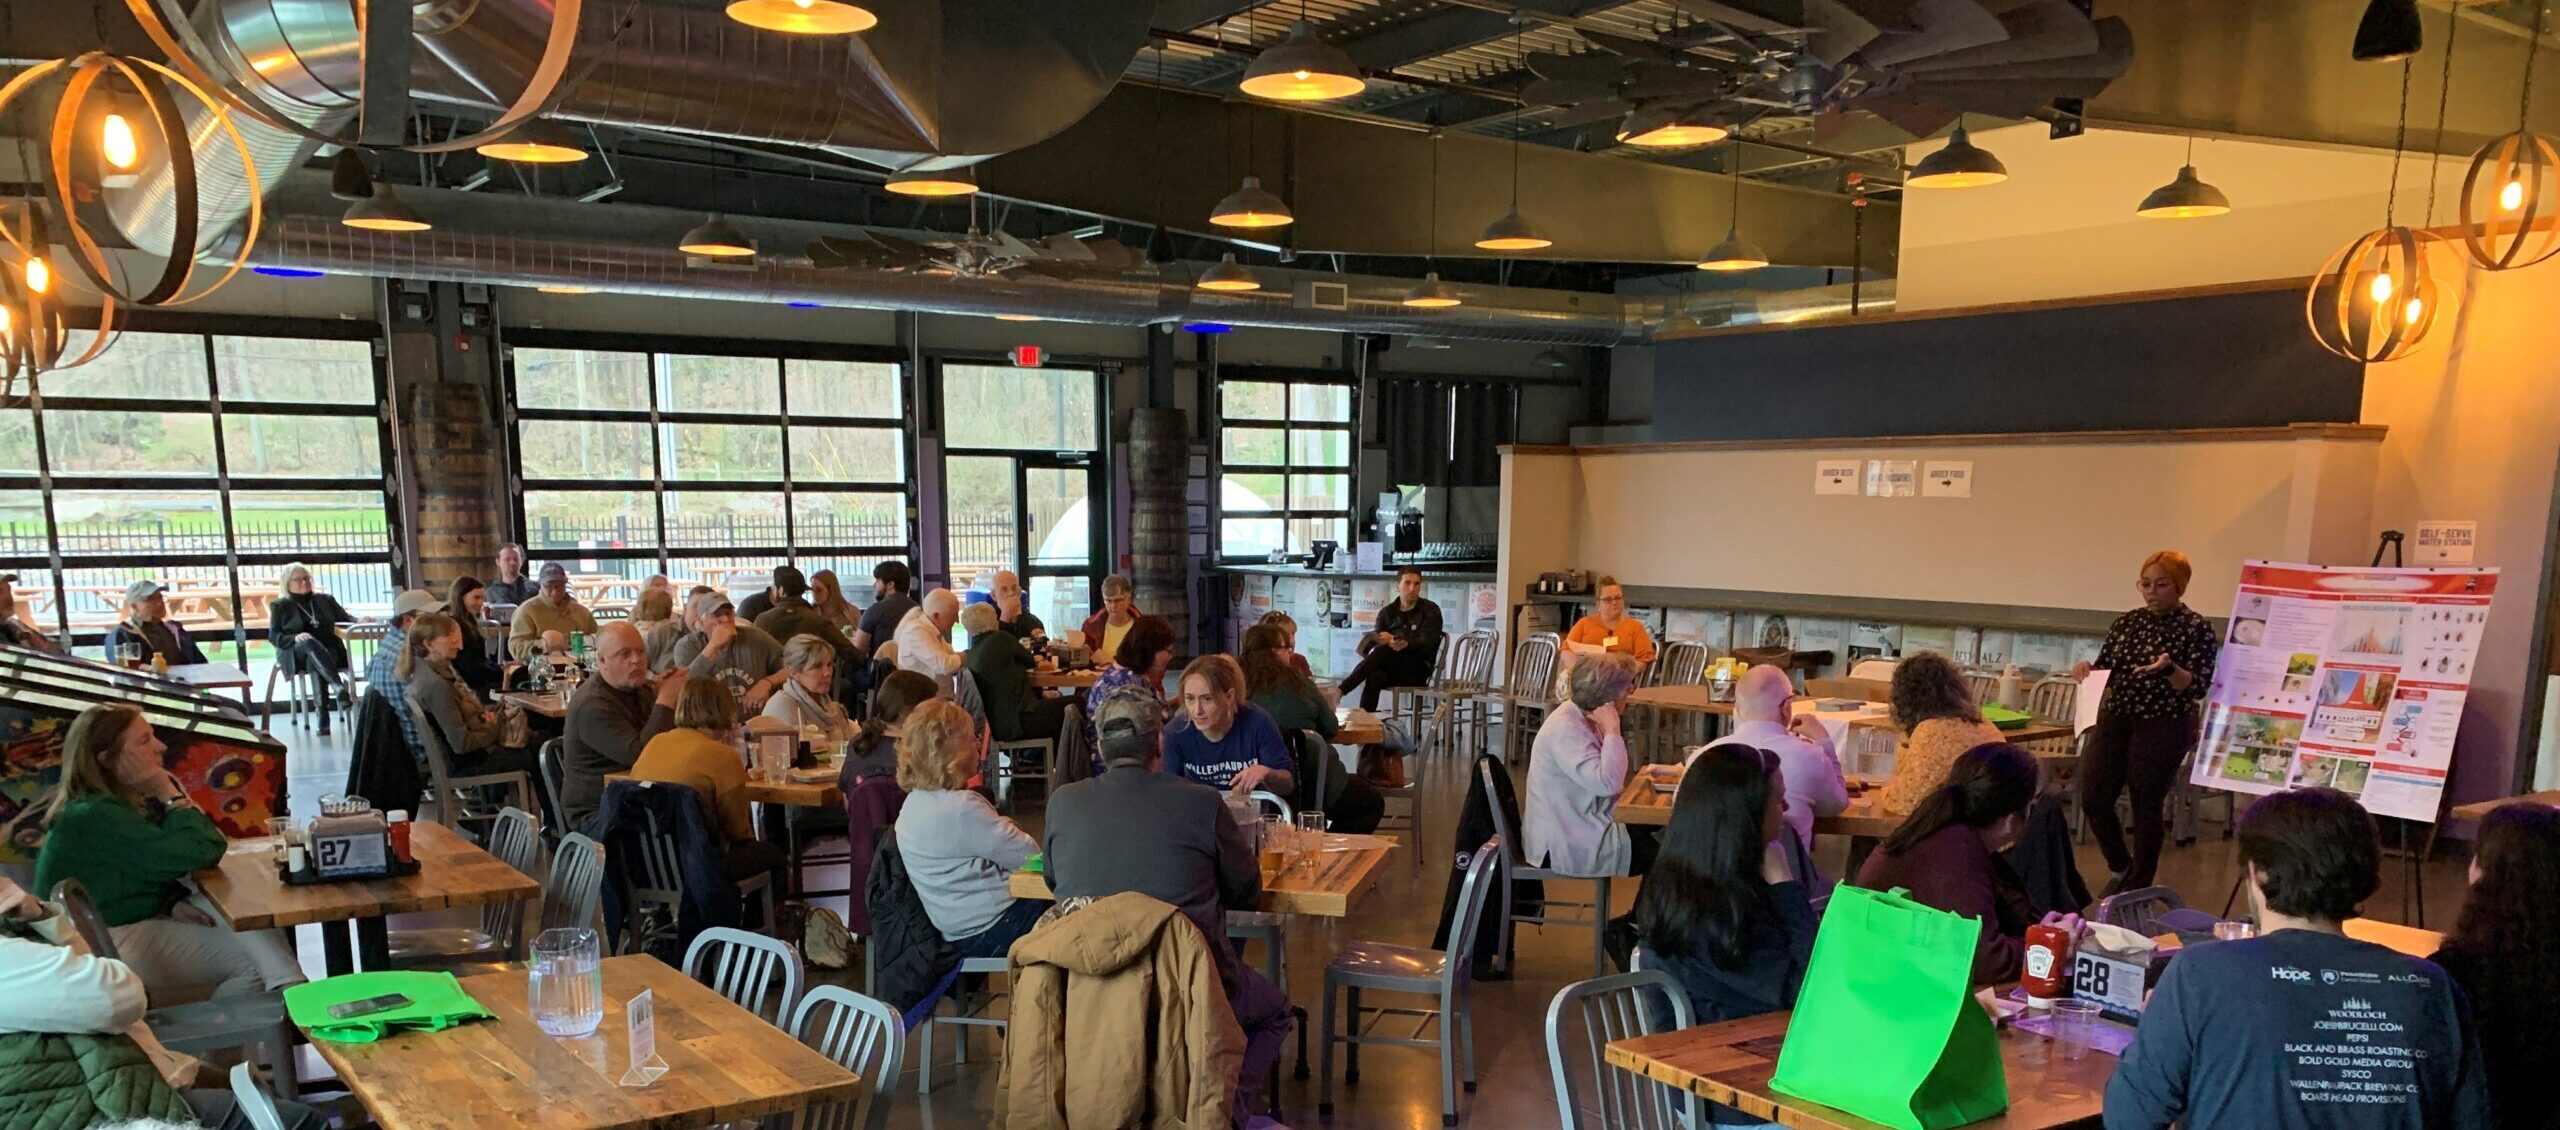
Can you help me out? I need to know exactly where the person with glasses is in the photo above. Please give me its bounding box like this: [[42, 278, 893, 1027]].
[[1564, 575, 1657, 667]]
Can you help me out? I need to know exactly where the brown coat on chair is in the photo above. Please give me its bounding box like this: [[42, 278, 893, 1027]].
[[999, 892, 1245, 1130]]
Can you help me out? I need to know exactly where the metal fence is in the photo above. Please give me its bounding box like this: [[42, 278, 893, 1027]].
[[1, 516, 388, 557], [531, 512, 1021, 566]]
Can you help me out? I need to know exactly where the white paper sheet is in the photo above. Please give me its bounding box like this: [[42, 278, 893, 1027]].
[[2075, 669, 2109, 735]]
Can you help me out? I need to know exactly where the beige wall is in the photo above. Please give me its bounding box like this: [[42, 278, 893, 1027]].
[[1497, 448, 1583, 647], [1555, 429, 2379, 618]]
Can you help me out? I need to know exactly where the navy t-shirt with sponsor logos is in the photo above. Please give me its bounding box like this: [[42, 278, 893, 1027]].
[[1162, 702, 1294, 792], [2105, 928, 2491, 1130]]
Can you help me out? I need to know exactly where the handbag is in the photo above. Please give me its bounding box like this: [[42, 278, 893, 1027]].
[[1768, 884, 2009, 1130]]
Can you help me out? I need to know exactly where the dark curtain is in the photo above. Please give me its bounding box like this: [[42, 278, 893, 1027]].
[[1381, 379, 1516, 489]]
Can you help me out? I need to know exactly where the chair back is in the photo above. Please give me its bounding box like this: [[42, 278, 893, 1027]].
[[1439, 833, 1504, 995], [1653, 640, 1710, 687], [950, 667, 991, 738], [1965, 672, 1999, 707], [1476, 758, 1529, 869], [629, 804, 688, 923], [480, 806, 542, 956], [1293, 729, 1332, 820], [1507, 633, 1561, 701], [1545, 971, 1698, 1130], [46, 879, 120, 961], [1248, 789, 1294, 823], [2094, 885, 2190, 936], [1446, 630, 1498, 688], [228, 1062, 290, 1130], [1731, 646, 1794, 671], [2025, 676, 2078, 725], [538, 738, 568, 823], [1847, 658, 1900, 682], [544, 832, 607, 935], [790, 985, 906, 1130], [682, 925, 807, 1026]]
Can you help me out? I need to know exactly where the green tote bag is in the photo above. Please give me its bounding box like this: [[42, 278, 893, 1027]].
[[1767, 884, 2009, 1130]]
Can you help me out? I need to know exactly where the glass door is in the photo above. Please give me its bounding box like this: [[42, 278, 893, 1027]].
[[940, 452, 1099, 642]]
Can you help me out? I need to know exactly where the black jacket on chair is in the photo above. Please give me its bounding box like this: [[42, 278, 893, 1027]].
[[2002, 793, 2092, 918], [345, 689, 424, 814], [584, 780, 738, 962], [866, 828, 964, 1021], [1436, 753, 1539, 979]]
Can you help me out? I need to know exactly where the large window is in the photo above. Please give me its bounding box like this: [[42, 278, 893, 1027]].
[[1219, 376, 1353, 559], [509, 344, 908, 594], [938, 364, 1102, 638], [0, 329, 394, 658]]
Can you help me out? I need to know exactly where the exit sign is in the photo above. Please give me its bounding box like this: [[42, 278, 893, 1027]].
[[1011, 345, 1044, 367]]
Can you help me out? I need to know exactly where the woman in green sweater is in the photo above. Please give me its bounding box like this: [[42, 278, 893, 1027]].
[[1238, 623, 1384, 835], [32, 704, 304, 1005]]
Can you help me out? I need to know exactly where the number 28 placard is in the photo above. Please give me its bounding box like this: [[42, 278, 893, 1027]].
[[2070, 950, 2147, 1021]]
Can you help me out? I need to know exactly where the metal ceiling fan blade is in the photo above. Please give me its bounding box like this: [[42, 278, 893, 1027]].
[[1521, 77, 1618, 106], [1799, 0, 1883, 67], [1621, 63, 1734, 101], [863, 231, 942, 261], [989, 229, 1041, 259], [1544, 99, 1642, 130], [1858, 0, 2011, 69], [1662, 0, 1822, 37], [1525, 50, 1632, 83], [1896, 0, 2098, 72], [1849, 93, 1963, 138], [1036, 232, 1098, 261], [1083, 240, 1144, 271], [1576, 28, 1687, 66], [1895, 73, 2117, 113], [1900, 16, 2131, 82]]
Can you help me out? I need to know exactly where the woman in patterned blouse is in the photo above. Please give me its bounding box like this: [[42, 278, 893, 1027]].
[[2072, 549, 2218, 895]]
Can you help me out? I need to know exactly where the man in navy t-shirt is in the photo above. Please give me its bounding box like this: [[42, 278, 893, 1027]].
[[1163, 655, 1296, 795], [2106, 787, 2490, 1130]]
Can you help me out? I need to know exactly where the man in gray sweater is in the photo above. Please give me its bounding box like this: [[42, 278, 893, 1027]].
[[1043, 684, 1286, 1117], [561, 622, 685, 829]]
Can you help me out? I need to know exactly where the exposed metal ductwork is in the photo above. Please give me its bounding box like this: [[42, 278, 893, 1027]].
[[231, 178, 1650, 345]]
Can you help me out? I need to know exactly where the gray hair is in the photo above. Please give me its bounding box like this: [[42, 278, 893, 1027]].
[[959, 601, 999, 636], [780, 632, 836, 673], [922, 588, 961, 617], [1568, 652, 1640, 713], [1102, 574, 1133, 599]]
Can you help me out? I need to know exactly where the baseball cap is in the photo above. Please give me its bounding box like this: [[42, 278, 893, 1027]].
[[537, 561, 570, 584], [689, 591, 735, 621], [772, 565, 808, 598], [390, 590, 446, 620], [123, 579, 168, 605], [1092, 684, 1165, 761]]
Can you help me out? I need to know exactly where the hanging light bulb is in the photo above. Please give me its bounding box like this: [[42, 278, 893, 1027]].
[[2403, 296, 2425, 324], [1195, 253, 1262, 292], [885, 166, 978, 197], [1208, 176, 1293, 228], [676, 214, 756, 258], [2456, 11, 2560, 272], [2368, 271, 2394, 303], [1907, 123, 2007, 188], [1401, 271, 1463, 308], [341, 182, 433, 232], [1239, 20, 1365, 102], [1473, 16, 1552, 253], [24, 256, 49, 295], [2308, 226, 2443, 362], [724, 0, 876, 34], [476, 118, 589, 164], [1696, 137, 1768, 270], [2137, 140, 2232, 218], [100, 113, 139, 170]]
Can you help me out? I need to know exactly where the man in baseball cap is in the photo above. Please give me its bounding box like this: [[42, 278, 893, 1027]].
[[0, 572, 64, 654], [367, 589, 446, 761], [107, 579, 207, 668], [672, 589, 787, 710], [507, 561, 598, 661]]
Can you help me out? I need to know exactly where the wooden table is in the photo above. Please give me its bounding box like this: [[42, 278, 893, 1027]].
[[1031, 668, 1101, 690], [307, 954, 863, 1130], [198, 821, 540, 977], [1010, 841, 1392, 918], [1335, 707, 1385, 746], [501, 690, 569, 719], [1608, 1009, 2112, 1130], [165, 662, 253, 691], [604, 772, 840, 809], [2449, 789, 2560, 823], [1616, 773, 1898, 836]]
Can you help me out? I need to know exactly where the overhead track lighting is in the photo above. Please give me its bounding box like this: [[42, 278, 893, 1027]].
[[476, 118, 589, 164], [1195, 252, 1262, 292], [1906, 122, 2007, 189], [1209, 176, 1293, 229], [725, 0, 877, 35], [341, 182, 432, 232], [2137, 138, 2231, 218], [2351, 0, 2422, 63], [1239, 19, 1366, 102], [886, 165, 978, 197], [1401, 271, 1462, 309], [677, 213, 756, 258], [1615, 107, 1728, 149]]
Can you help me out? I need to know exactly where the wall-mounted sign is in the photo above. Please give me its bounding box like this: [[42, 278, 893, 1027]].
[[1865, 460, 1918, 498], [1922, 461, 1974, 498], [1814, 459, 1862, 495], [2412, 521, 2477, 565]]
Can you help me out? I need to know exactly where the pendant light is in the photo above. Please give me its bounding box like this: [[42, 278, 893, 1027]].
[[1615, 105, 1728, 149], [476, 118, 588, 164], [536, 284, 599, 295], [2136, 136, 2232, 218], [677, 213, 756, 258], [886, 165, 978, 197], [2308, 59, 2443, 362], [1475, 16, 1552, 252], [341, 181, 431, 232], [1696, 137, 1769, 271], [2351, 0, 2422, 64], [1906, 121, 2007, 188], [1209, 176, 1293, 228], [1196, 252, 1262, 292], [1406, 129, 1464, 309], [2461, 1, 2558, 269], [1239, 2, 1364, 104], [725, 0, 877, 35]]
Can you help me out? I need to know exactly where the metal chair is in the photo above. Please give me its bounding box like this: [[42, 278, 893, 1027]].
[[261, 650, 348, 734], [2094, 885, 2219, 937], [622, 795, 775, 953], [1227, 787, 1308, 1116], [1317, 832, 1500, 1126], [1408, 631, 1497, 761], [790, 985, 906, 1130], [917, 957, 1010, 1094], [537, 737, 569, 841], [417, 710, 534, 840], [1479, 632, 1561, 764], [1546, 971, 1701, 1130], [1479, 758, 1612, 979], [1965, 671, 2000, 707], [229, 1062, 290, 1130], [1380, 632, 1456, 748], [544, 831, 608, 936], [961, 668, 1055, 809], [387, 805, 541, 965], [683, 926, 807, 1026], [51, 880, 299, 1096]]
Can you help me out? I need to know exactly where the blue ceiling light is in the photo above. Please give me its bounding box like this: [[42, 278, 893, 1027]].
[[1182, 321, 1234, 333], [787, 301, 822, 308], [251, 266, 325, 278]]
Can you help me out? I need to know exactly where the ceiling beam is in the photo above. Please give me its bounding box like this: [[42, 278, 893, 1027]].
[[1339, 0, 1629, 71], [1150, 0, 1270, 33]]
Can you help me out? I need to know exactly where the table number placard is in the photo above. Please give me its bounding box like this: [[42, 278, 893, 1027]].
[[2069, 949, 2146, 1022], [619, 989, 667, 1087]]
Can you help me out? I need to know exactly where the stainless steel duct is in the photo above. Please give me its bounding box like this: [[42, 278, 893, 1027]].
[[232, 179, 1647, 345]]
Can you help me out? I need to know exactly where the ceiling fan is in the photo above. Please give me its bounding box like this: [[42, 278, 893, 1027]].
[[806, 227, 1149, 280]]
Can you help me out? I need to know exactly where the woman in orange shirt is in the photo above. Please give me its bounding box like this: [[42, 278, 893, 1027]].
[[1566, 576, 1658, 666]]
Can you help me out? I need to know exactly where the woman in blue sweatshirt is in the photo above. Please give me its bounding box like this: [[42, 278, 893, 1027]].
[[1633, 744, 1819, 1124]]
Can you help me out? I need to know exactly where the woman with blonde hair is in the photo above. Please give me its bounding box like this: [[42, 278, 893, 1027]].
[[33, 704, 304, 1004], [630, 678, 788, 886], [765, 632, 856, 741], [630, 587, 676, 638], [810, 569, 859, 632], [2072, 548, 2218, 894], [892, 699, 1045, 956], [267, 562, 352, 727]]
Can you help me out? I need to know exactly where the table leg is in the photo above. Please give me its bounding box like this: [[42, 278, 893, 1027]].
[[321, 921, 355, 978], [356, 916, 390, 972], [1842, 835, 1879, 881]]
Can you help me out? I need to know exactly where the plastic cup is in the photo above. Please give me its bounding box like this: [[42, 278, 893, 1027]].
[[2213, 920, 2256, 942], [2049, 998, 2101, 1061]]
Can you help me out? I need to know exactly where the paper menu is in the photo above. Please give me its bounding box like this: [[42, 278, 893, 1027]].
[[2075, 669, 2107, 736]]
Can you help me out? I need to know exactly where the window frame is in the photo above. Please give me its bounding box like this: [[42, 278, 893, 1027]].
[[1214, 366, 1357, 562], [927, 357, 1110, 622]]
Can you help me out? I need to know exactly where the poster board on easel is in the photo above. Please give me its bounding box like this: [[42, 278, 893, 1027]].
[[2192, 560, 2498, 825]]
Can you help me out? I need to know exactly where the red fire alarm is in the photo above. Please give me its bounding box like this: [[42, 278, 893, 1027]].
[[1011, 344, 1044, 368]]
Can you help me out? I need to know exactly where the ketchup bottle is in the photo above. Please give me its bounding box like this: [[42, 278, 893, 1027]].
[[386, 810, 415, 864], [2022, 922, 2075, 1008]]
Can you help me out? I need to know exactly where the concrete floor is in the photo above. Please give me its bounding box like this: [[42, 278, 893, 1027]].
[[270, 715, 2475, 1130]]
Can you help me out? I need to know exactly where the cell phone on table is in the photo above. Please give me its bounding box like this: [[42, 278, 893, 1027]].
[[327, 993, 412, 1019]]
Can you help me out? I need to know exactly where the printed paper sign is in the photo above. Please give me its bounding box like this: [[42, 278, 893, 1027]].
[[1814, 460, 1862, 495], [1921, 461, 1974, 498], [629, 990, 656, 1069], [2193, 561, 2498, 823], [1865, 460, 1918, 498], [2412, 521, 2476, 565]]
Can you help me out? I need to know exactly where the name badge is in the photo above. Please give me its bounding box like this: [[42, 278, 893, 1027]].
[[1603, 636, 1618, 648]]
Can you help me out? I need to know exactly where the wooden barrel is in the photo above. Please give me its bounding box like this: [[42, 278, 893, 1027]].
[[1125, 407, 1191, 657], [407, 382, 503, 594]]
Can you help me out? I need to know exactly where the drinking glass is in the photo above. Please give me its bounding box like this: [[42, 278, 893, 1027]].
[[530, 927, 604, 1038], [118, 641, 145, 669], [1260, 814, 1289, 876], [2049, 998, 2101, 1061], [2213, 920, 2256, 942], [1295, 812, 1327, 874]]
